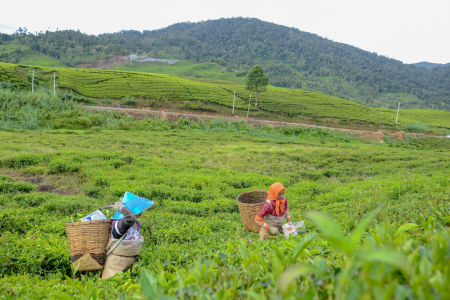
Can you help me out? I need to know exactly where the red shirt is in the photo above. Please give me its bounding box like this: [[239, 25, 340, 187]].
[[257, 198, 288, 218]]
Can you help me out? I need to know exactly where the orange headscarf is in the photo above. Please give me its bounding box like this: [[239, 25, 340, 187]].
[[267, 182, 286, 215]]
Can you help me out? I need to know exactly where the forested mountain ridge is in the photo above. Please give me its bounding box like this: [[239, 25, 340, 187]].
[[414, 62, 450, 69], [1, 18, 449, 110]]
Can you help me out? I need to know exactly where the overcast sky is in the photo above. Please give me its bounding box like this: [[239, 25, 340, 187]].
[[1, 0, 449, 64]]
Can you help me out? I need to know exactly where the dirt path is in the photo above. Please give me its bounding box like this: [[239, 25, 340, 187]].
[[83, 106, 447, 141]]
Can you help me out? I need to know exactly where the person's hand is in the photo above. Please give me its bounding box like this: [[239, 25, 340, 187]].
[[288, 220, 294, 226], [268, 226, 279, 235], [101, 202, 115, 210], [113, 201, 125, 212]]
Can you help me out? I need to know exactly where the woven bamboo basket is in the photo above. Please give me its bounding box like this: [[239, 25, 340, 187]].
[[237, 190, 268, 233], [65, 219, 112, 271]]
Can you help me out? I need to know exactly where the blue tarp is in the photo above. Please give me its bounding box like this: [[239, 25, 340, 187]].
[[112, 191, 154, 220]]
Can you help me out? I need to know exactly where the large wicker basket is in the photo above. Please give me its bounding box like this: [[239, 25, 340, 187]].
[[237, 190, 268, 232], [65, 219, 112, 271]]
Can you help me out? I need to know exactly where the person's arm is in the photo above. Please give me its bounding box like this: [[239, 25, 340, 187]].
[[111, 203, 136, 239], [285, 210, 292, 222], [284, 199, 293, 225], [255, 202, 271, 230]]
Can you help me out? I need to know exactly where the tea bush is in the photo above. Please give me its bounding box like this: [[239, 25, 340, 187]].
[[14, 193, 51, 208], [42, 195, 101, 215], [0, 181, 37, 193], [47, 159, 80, 174], [2, 62, 450, 128], [0, 121, 449, 298], [0, 232, 71, 276]]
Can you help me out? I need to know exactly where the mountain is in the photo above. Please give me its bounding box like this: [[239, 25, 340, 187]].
[[1, 18, 449, 111], [413, 62, 450, 69]]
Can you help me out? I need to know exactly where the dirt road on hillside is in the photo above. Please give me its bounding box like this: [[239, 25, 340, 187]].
[[83, 106, 447, 141]]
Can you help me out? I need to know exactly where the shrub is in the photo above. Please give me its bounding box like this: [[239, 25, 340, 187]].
[[0, 175, 13, 182], [23, 166, 47, 175], [83, 185, 102, 198], [42, 196, 99, 215], [110, 159, 125, 169], [48, 159, 80, 174], [93, 176, 110, 188], [0, 182, 37, 194], [75, 117, 93, 128], [89, 126, 102, 132], [14, 193, 51, 208], [0, 154, 48, 169], [123, 96, 137, 106], [404, 122, 430, 132], [0, 232, 71, 276]]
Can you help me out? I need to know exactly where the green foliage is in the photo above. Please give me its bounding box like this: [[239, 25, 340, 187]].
[[14, 193, 51, 207], [0, 153, 49, 168], [404, 122, 430, 132], [245, 64, 269, 107], [0, 232, 71, 276], [2, 62, 450, 129], [123, 96, 137, 106], [48, 159, 80, 174], [178, 101, 218, 112], [0, 124, 449, 298], [429, 203, 450, 226], [0, 181, 37, 193]]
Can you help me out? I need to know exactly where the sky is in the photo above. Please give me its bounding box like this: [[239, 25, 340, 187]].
[[1, 0, 449, 64]]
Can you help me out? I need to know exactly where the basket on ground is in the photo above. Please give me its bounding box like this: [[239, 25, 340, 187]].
[[237, 190, 268, 232], [65, 219, 112, 271]]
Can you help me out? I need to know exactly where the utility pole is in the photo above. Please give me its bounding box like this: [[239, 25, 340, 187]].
[[53, 72, 56, 95], [232, 90, 236, 117], [379, 104, 382, 130], [247, 95, 252, 118], [32, 70, 34, 93], [395, 102, 401, 125]]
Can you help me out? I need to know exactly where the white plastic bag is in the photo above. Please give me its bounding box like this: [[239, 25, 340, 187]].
[[282, 223, 298, 238], [81, 209, 107, 222]]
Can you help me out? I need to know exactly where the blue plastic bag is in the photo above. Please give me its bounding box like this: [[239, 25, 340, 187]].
[[112, 191, 154, 220]]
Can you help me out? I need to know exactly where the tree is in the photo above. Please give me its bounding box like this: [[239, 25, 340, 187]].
[[245, 65, 269, 108]]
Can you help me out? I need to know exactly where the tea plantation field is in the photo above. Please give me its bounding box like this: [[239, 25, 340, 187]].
[[1, 118, 450, 299], [2, 61, 450, 129]]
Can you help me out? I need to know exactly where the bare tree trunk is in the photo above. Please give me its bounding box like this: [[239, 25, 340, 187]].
[[255, 88, 258, 108]]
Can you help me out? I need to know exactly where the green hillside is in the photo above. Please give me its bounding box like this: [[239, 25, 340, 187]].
[[113, 60, 246, 83], [2, 18, 449, 111], [0, 43, 65, 67], [2, 62, 450, 128]]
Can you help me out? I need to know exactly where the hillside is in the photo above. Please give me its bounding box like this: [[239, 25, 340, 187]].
[[2, 62, 450, 129], [1, 19, 450, 111], [414, 62, 450, 69]]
